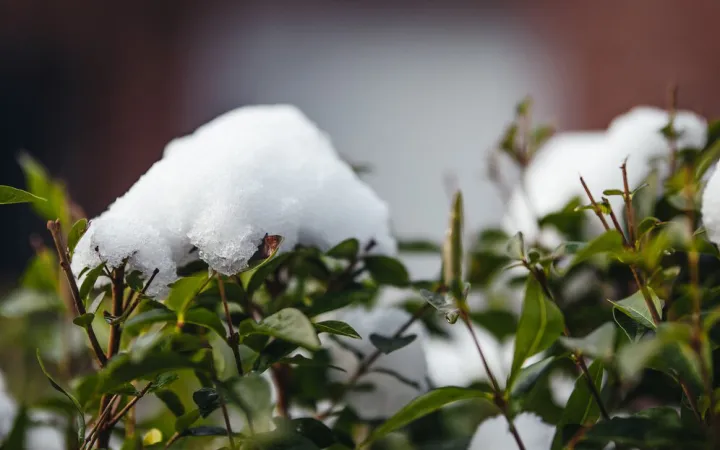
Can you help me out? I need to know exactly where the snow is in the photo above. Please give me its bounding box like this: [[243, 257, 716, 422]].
[[503, 106, 707, 246], [325, 306, 428, 420], [468, 413, 555, 450], [702, 165, 720, 246], [71, 105, 396, 297]]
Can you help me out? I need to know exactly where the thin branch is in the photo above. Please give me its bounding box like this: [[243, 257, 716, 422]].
[[107, 266, 125, 359], [217, 274, 244, 376], [47, 220, 107, 367], [104, 382, 154, 430], [579, 177, 611, 231], [218, 388, 236, 450], [317, 304, 431, 420], [124, 268, 160, 317], [81, 394, 118, 450], [525, 263, 610, 420], [620, 161, 637, 244]]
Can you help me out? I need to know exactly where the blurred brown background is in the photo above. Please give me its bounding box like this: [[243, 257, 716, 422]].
[[2, 0, 719, 277]]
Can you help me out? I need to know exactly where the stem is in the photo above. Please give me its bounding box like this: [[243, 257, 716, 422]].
[[217, 274, 244, 376], [105, 382, 154, 430], [525, 263, 610, 420], [108, 266, 125, 359], [81, 394, 118, 450], [218, 389, 236, 450], [124, 268, 160, 317], [620, 161, 636, 245], [271, 365, 290, 417], [316, 304, 431, 420], [579, 177, 611, 231], [47, 220, 107, 367], [459, 309, 526, 450]]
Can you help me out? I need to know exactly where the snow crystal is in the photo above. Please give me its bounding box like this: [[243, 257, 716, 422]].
[[71, 105, 396, 297], [503, 106, 707, 246], [325, 306, 428, 420], [469, 413, 555, 450]]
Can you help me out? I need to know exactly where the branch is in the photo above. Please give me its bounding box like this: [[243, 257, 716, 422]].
[[217, 274, 244, 376], [47, 220, 107, 367]]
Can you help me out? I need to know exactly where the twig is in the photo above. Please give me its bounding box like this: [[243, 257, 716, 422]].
[[218, 386, 236, 450], [108, 266, 125, 359], [458, 309, 526, 450], [579, 177, 611, 231], [47, 220, 107, 367], [270, 364, 290, 417], [124, 268, 160, 317], [524, 263, 610, 421], [620, 161, 637, 244], [217, 274, 244, 376], [81, 394, 118, 450], [104, 382, 154, 430], [316, 304, 431, 420]]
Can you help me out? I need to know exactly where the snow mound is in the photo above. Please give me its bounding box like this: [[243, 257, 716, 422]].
[[325, 306, 428, 420], [71, 105, 396, 296], [503, 106, 707, 246]]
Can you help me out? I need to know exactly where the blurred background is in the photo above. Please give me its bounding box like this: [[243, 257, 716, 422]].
[[3, 0, 720, 281]]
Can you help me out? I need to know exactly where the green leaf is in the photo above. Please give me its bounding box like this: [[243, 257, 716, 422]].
[[364, 256, 410, 287], [184, 308, 226, 338], [193, 387, 221, 417], [240, 308, 321, 351], [242, 429, 320, 449], [560, 360, 605, 426], [175, 408, 201, 433], [608, 288, 663, 330], [506, 232, 525, 260], [36, 350, 85, 445], [509, 355, 558, 398], [570, 230, 624, 267], [361, 387, 493, 446], [166, 273, 210, 315], [280, 418, 336, 448], [155, 389, 185, 416], [223, 374, 274, 433], [558, 322, 616, 360], [471, 310, 518, 341], [369, 333, 417, 354], [602, 189, 625, 196], [18, 152, 70, 226], [124, 309, 176, 333], [79, 263, 106, 302], [397, 240, 441, 253], [276, 354, 346, 372], [314, 320, 361, 339], [442, 191, 464, 296], [246, 253, 292, 296], [637, 217, 661, 238], [613, 307, 649, 342], [326, 238, 360, 260], [0, 406, 27, 450], [72, 313, 95, 329], [509, 278, 565, 385], [182, 426, 230, 437], [97, 349, 214, 394], [67, 218, 88, 256], [0, 185, 46, 204]]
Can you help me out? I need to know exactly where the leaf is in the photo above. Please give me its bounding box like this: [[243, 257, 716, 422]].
[[0, 406, 27, 450], [560, 360, 605, 426], [364, 255, 410, 287], [155, 389, 185, 416], [314, 320, 361, 339], [241, 308, 321, 351], [608, 288, 663, 330], [222, 374, 274, 432], [506, 232, 525, 260], [245, 255, 291, 298], [243, 429, 321, 449], [361, 387, 493, 446], [175, 409, 201, 433], [182, 426, 230, 437], [558, 322, 616, 360], [79, 263, 106, 302], [613, 307, 649, 342], [602, 189, 625, 196], [124, 309, 176, 333], [637, 217, 661, 238], [276, 354, 346, 372], [369, 333, 417, 354], [280, 418, 336, 448], [184, 308, 226, 338], [326, 238, 360, 260], [72, 313, 95, 329], [397, 240, 441, 253], [509, 278, 565, 385], [142, 429, 163, 446], [472, 309, 518, 341], [18, 152, 69, 226], [67, 218, 88, 256], [245, 234, 284, 272], [509, 355, 557, 398], [442, 191, 464, 296], [570, 230, 625, 267], [193, 387, 221, 417], [36, 350, 85, 445], [166, 273, 209, 314], [97, 349, 214, 393], [0, 185, 46, 204]]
